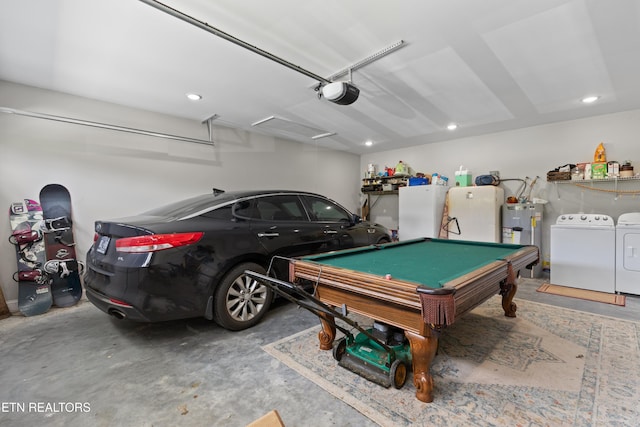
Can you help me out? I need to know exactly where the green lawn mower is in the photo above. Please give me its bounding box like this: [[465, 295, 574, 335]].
[[244, 270, 412, 389], [333, 320, 412, 389]]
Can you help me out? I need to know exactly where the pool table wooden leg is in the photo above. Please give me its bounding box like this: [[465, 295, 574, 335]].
[[501, 265, 518, 317], [318, 312, 336, 350], [405, 330, 439, 403]]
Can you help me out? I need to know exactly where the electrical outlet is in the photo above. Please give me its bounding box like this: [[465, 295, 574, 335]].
[[490, 170, 500, 178]]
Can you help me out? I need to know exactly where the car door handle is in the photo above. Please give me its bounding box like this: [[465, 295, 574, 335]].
[[323, 230, 338, 234], [257, 232, 279, 237]]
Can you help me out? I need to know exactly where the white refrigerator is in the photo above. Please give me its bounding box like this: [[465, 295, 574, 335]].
[[398, 185, 449, 241], [447, 186, 504, 243]]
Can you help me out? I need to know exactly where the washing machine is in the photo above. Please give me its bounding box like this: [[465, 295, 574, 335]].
[[616, 212, 640, 295], [550, 213, 615, 293]]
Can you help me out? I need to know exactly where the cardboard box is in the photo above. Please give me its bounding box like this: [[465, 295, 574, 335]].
[[246, 410, 285, 427]]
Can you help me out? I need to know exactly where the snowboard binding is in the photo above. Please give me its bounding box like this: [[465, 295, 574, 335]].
[[9, 228, 43, 245], [13, 269, 51, 285], [9, 228, 44, 266], [43, 259, 83, 278], [42, 215, 72, 232]]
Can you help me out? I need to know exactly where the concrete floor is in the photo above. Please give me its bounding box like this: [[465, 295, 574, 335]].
[[1, 278, 639, 427]]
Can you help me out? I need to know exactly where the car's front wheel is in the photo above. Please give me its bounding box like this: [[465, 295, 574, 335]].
[[213, 262, 273, 331], [377, 237, 391, 245]]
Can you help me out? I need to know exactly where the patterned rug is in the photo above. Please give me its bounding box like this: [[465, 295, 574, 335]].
[[263, 296, 640, 426]]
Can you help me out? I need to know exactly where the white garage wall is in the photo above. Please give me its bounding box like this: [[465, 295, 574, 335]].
[[360, 109, 640, 273], [0, 81, 360, 310], [3, 79, 640, 310]]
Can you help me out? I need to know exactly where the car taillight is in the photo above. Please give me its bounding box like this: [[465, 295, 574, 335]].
[[115, 232, 204, 253], [109, 298, 132, 307]]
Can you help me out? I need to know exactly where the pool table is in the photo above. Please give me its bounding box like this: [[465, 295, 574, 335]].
[[288, 238, 539, 403]]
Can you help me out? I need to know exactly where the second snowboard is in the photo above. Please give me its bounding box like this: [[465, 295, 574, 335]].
[[39, 184, 83, 307]]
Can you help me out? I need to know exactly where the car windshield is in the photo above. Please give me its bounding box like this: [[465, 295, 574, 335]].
[[141, 193, 237, 219]]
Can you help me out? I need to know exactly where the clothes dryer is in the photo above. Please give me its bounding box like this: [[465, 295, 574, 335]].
[[550, 214, 615, 293], [616, 212, 640, 295]]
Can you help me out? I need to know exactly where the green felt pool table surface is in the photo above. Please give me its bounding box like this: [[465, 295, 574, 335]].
[[290, 238, 539, 403], [301, 238, 530, 289]]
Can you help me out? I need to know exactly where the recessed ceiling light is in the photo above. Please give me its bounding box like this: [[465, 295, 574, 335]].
[[581, 96, 599, 104], [447, 123, 458, 131], [186, 93, 202, 101], [365, 140, 373, 146]]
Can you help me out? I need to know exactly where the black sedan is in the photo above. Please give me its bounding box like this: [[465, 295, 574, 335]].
[[84, 189, 391, 330]]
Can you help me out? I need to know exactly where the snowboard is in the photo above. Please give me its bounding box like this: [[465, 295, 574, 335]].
[[39, 184, 83, 307], [9, 199, 53, 316]]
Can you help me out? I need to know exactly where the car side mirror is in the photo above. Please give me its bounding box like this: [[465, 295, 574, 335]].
[[352, 214, 362, 224]]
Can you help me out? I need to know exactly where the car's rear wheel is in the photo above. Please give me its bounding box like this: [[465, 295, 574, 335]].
[[213, 262, 273, 331]]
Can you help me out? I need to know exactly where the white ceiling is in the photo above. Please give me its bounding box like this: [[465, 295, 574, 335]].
[[1, 0, 639, 154]]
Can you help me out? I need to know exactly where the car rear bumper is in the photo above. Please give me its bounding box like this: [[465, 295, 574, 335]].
[[85, 286, 151, 322]]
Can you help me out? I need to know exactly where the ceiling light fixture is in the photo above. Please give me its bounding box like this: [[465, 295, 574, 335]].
[[251, 115, 335, 141], [365, 140, 373, 147], [581, 96, 599, 104], [311, 132, 336, 140], [186, 93, 202, 101], [447, 123, 458, 131]]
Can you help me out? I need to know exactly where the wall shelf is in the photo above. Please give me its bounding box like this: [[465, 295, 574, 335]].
[[360, 177, 408, 220], [551, 175, 640, 197], [361, 190, 399, 196], [552, 176, 640, 184]]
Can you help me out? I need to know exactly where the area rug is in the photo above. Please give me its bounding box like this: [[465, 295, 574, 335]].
[[537, 283, 626, 306], [263, 297, 640, 426]]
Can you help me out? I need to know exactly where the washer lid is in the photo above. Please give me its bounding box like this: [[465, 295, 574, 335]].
[[555, 214, 614, 226], [617, 212, 640, 226]]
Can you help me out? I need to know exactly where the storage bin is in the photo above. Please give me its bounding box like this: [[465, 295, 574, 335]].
[[454, 166, 472, 187], [408, 177, 428, 186]]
